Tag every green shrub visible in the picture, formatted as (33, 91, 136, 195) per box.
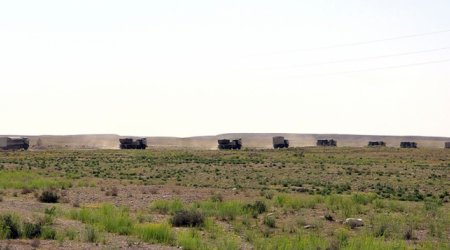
(69, 204, 134, 235)
(84, 226, 99, 243)
(275, 194, 322, 210)
(428, 221, 444, 238)
(352, 193, 377, 205)
(253, 201, 267, 214)
(255, 235, 329, 250)
(417, 241, 450, 250)
(295, 234, 329, 250)
(371, 199, 386, 209)
(23, 222, 42, 239)
(64, 228, 77, 240)
(343, 235, 407, 250)
(326, 195, 361, 218)
(0, 171, 71, 190)
(210, 193, 223, 202)
(217, 237, 240, 250)
(216, 201, 244, 221)
(135, 223, 173, 244)
(177, 229, 205, 250)
(244, 200, 267, 217)
(0, 214, 21, 239)
(0, 214, 57, 240)
(194, 200, 246, 221)
(41, 226, 56, 240)
(39, 190, 59, 203)
(171, 210, 204, 227)
(334, 228, 349, 247)
(263, 216, 276, 228)
(275, 195, 287, 207)
(44, 206, 57, 216)
(423, 197, 442, 216)
(260, 190, 274, 200)
(386, 200, 405, 213)
(371, 214, 402, 239)
(42, 206, 57, 225)
(150, 199, 184, 214)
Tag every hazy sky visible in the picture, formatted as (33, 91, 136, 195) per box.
(1, 1, 450, 137)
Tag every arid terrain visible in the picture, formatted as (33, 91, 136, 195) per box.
(0, 146, 449, 249)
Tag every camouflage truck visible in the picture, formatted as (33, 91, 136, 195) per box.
(218, 138, 242, 150)
(273, 136, 289, 149)
(445, 142, 450, 149)
(119, 138, 147, 149)
(368, 141, 386, 147)
(316, 139, 337, 147)
(400, 142, 417, 148)
(0, 137, 30, 150)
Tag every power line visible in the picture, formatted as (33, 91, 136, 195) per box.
(304, 29, 450, 51)
(294, 46, 450, 67)
(291, 58, 450, 79)
(254, 28, 450, 55)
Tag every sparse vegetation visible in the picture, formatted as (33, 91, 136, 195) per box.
(0, 213, 57, 241)
(0, 171, 71, 190)
(135, 223, 174, 244)
(0, 214, 21, 239)
(83, 226, 100, 243)
(150, 199, 184, 214)
(171, 210, 205, 227)
(38, 190, 59, 203)
(23, 221, 42, 239)
(0, 148, 448, 249)
(177, 229, 205, 250)
(69, 204, 134, 235)
(263, 215, 276, 228)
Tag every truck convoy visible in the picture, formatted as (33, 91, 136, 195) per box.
(273, 136, 289, 149)
(0, 137, 30, 150)
(218, 138, 242, 150)
(119, 138, 147, 149)
(400, 142, 417, 148)
(3, 136, 446, 150)
(316, 139, 337, 147)
(368, 141, 386, 147)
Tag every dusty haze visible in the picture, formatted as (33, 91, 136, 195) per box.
(2, 133, 449, 150)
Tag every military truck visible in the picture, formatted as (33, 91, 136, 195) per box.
(218, 138, 242, 150)
(119, 138, 147, 149)
(368, 141, 386, 147)
(0, 137, 30, 150)
(445, 142, 450, 149)
(400, 142, 417, 148)
(273, 136, 289, 149)
(316, 139, 337, 147)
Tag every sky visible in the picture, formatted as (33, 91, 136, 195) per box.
(1, 0, 450, 137)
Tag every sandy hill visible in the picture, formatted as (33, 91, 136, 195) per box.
(2, 133, 449, 149)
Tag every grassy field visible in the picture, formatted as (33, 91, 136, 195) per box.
(0, 147, 449, 249)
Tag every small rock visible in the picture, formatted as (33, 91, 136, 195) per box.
(344, 218, 364, 229)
